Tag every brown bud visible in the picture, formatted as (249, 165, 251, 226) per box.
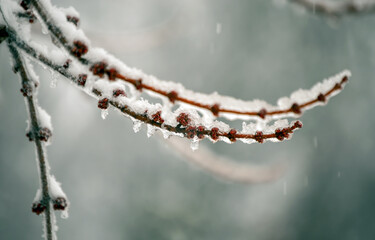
(291, 103, 301, 114)
(53, 197, 68, 211)
(210, 104, 220, 116)
(210, 127, 219, 141)
(71, 41, 88, 58)
(98, 98, 109, 109)
(167, 91, 178, 103)
(227, 129, 237, 142)
(77, 74, 87, 86)
(176, 113, 190, 126)
(257, 108, 267, 119)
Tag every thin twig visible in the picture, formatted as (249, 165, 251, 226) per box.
(28, 0, 349, 121)
(7, 27, 303, 143)
(7, 40, 54, 240)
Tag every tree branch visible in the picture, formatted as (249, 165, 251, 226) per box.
(7, 41, 54, 240)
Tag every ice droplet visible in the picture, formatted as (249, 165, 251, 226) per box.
(101, 109, 108, 119)
(190, 138, 200, 151)
(60, 210, 69, 219)
(132, 120, 142, 133)
(147, 125, 155, 138)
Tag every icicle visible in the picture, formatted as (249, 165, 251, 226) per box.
(190, 138, 200, 151)
(50, 71, 58, 88)
(147, 125, 156, 138)
(101, 109, 108, 119)
(132, 120, 142, 133)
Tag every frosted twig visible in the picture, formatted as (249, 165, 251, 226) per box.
(290, 0, 375, 17)
(7, 42, 55, 240)
(27, 0, 350, 121)
(6, 27, 304, 144)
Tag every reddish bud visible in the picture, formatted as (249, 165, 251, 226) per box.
(20, 83, 32, 97)
(186, 126, 196, 139)
(254, 131, 264, 143)
(291, 103, 301, 114)
(333, 83, 342, 90)
(20, 0, 29, 10)
(113, 89, 126, 97)
(77, 74, 87, 86)
(227, 129, 237, 142)
(294, 121, 303, 129)
(210, 104, 220, 116)
(90, 61, 107, 77)
(32, 202, 46, 215)
(197, 126, 206, 139)
(152, 111, 164, 124)
(134, 79, 143, 91)
(106, 68, 118, 81)
(167, 91, 178, 103)
(258, 108, 267, 119)
(98, 98, 109, 109)
(275, 128, 289, 141)
(210, 127, 219, 141)
(71, 41, 88, 58)
(53, 197, 67, 211)
(27, 12, 35, 24)
(67, 16, 79, 26)
(176, 113, 190, 126)
(26, 131, 34, 141)
(63, 59, 72, 69)
(38, 127, 52, 142)
(317, 93, 326, 102)
(341, 76, 348, 84)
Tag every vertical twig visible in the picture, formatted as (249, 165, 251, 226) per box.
(7, 41, 54, 240)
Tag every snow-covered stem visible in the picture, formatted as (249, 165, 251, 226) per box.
(7, 41, 54, 240)
(290, 0, 375, 17)
(27, 0, 349, 121)
(6, 27, 304, 144)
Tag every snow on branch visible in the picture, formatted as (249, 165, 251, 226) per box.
(2, 0, 349, 149)
(290, 0, 375, 16)
(7, 40, 68, 240)
(21, 0, 349, 122)
(0, 0, 351, 238)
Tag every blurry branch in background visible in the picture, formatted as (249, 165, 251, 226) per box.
(290, 0, 375, 17)
(0, 0, 350, 239)
(163, 135, 287, 184)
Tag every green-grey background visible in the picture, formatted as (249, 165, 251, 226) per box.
(0, 0, 374, 239)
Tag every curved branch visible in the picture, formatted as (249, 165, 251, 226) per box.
(7, 27, 303, 144)
(28, 0, 350, 121)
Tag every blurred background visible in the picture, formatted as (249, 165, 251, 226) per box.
(1, 0, 375, 239)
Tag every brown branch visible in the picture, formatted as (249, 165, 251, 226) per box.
(7, 40, 54, 240)
(7, 27, 302, 144)
(27, 0, 349, 121)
